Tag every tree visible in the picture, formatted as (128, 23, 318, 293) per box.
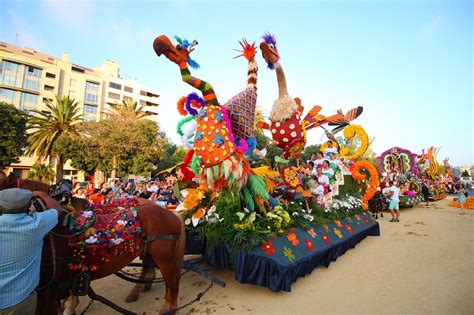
(53, 134, 102, 175)
(27, 163, 55, 183)
(461, 170, 469, 177)
(0, 102, 28, 169)
(106, 99, 151, 121)
(26, 95, 82, 182)
(300, 144, 321, 163)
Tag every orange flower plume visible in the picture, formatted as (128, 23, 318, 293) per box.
(350, 160, 380, 210)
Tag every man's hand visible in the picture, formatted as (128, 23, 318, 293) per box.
(32, 191, 60, 211)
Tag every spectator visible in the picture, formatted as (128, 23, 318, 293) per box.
(85, 183, 95, 197)
(72, 182, 81, 196)
(388, 181, 400, 222)
(457, 187, 466, 215)
(323, 140, 338, 159)
(421, 181, 431, 206)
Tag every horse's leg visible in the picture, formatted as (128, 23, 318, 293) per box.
(125, 255, 156, 303)
(63, 295, 79, 315)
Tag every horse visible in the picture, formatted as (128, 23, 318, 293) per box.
(0, 178, 186, 314)
(0, 172, 50, 192)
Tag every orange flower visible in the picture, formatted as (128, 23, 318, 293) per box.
(335, 220, 343, 228)
(350, 160, 379, 211)
(287, 232, 299, 246)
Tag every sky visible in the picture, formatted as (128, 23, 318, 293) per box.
(1, 0, 472, 166)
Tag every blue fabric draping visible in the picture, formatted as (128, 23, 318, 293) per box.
(185, 213, 380, 292)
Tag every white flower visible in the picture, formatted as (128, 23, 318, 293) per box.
(184, 218, 191, 225)
(85, 235, 97, 244)
(111, 238, 124, 245)
(292, 212, 299, 217)
(82, 211, 93, 218)
(117, 220, 127, 226)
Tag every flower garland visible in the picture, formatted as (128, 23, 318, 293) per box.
(350, 160, 380, 210)
(340, 125, 369, 160)
(67, 198, 141, 272)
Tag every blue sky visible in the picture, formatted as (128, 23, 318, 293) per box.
(1, 0, 472, 166)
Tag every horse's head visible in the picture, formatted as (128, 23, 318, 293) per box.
(48, 180, 72, 207)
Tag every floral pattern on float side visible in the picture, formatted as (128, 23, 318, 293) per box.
(67, 198, 141, 272)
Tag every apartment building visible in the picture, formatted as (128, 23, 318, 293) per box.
(0, 41, 160, 181)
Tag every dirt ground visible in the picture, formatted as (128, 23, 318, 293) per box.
(78, 197, 474, 314)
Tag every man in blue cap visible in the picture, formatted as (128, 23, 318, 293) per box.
(0, 189, 59, 314)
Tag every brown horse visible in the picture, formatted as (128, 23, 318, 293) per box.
(0, 178, 186, 314)
(0, 172, 50, 192)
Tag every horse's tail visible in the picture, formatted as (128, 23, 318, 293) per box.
(173, 212, 186, 271)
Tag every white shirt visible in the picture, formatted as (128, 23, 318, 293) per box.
(323, 147, 337, 158)
(322, 168, 334, 177)
(330, 159, 341, 167)
(389, 186, 400, 202)
(317, 174, 329, 186)
(314, 159, 324, 167)
(312, 184, 324, 195)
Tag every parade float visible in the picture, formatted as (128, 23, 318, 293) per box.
(377, 147, 422, 207)
(153, 33, 380, 292)
(417, 147, 447, 201)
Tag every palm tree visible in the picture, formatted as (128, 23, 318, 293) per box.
(106, 99, 151, 121)
(26, 95, 82, 182)
(27, 163, 55, 183)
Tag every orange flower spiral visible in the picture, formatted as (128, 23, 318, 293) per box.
(350, 160, 380, 210)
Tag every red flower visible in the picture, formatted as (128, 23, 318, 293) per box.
(345, 224, 353, 234)
(261, 240, 276, 256)
(287, 233, 299, 246)
(304, 238, 315, 252)
(321, 233, 331, 245)
(363, 218, 369, 225)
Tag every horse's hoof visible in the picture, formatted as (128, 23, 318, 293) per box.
(125, 294, 139, 303)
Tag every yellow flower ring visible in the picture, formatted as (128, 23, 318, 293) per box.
(350, 160, 380, 210)
(339, 125, 369, 160)
(280, 166, 301, 189)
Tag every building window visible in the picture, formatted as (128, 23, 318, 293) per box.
(44, 85, 54, 91)
(2, 74, 18, 87)
(46, 72, 56, 78)
(0, 88, 16, 104)
(3, 60, 19, 72)
(20, 92, 38, 111)
(123, 96, 132, 102)
(85, 81, 99, 104)
(71, 66, 85, 73)
(108, 92, 120, 100)
(26, 66, 42, 78)
(86, 81, 99, 92)
(83, 115, 96, 122)
(85, 93, 98, 104)
(140, 90, 147, 96)
(109, 82, 121, 90)
(124, 86, 133, 93)
(23, 79, 39, 91)
(83, 104, 97, 115)
(42, 97, 53, 104)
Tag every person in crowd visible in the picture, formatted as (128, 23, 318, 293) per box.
(310, 175, 324, 196)
(99, 182, 108, 195)
(306, 154, 317, 165)
(85, 183, 95, 197)
(0, 189, 59, 314)
(308, 161, 316, 176)
(321, 160, 335, 180)
(421, 180, 431, 207)
(75, 188, 87, 199)
(315, 166, 330, 194)
(124, 182, 135, 195)
(139, 185, 150, 199)
(388, 181, 400, 222)
(369, 187, 384, 219)
(329, 152, 341, 169)
(457, 186, 466, 215)
(323, 140, 338, 159)
(72, 182, 82, 196)
(89, 189, 105, 205)
(314, 151, 325, 168)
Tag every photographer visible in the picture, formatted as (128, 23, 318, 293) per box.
(0, 189, 59, 314)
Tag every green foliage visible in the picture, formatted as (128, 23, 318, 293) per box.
(461, 170, 470, 177)
(300, 144, 321, 162)
(53, 135, 101, 175)
(0, 102, 28, 168)
(27, 163, 55, 183)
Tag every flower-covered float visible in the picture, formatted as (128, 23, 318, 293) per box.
(153, 33, 380, 292)
(377, 147, 422, 207)
(417, 147, 447, 201)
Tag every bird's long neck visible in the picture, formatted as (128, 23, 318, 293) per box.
(247, 57, 258, 90)
(179, 63, 218, 105)
(274, 63, 288, 97)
